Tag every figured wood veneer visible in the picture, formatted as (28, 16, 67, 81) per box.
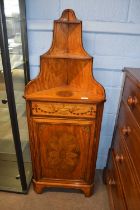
(24, 9, 105, 196)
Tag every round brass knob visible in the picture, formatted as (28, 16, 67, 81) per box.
(127, 96, 138, 106)
(122, 126, 131, 136)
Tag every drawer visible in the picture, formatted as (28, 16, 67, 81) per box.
(118, 102, 140, 184)
(107, 150, 126, 210)
(31, 101, 96, 118)
(122, 76, 140, 126)
(114, 134, 140, 210)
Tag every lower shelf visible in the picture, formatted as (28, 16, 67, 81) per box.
(0, 143, 32, 193)
(0, 160, 32, 192)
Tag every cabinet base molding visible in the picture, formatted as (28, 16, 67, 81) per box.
(33, 179, 94, 197)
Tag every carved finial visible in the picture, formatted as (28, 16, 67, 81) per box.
(59, 9, 80, 22)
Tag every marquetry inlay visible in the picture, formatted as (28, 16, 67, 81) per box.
(31, 102, 96, 118)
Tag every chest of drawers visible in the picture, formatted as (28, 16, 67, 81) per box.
(24, 9, 105, 196)
(105, 68, 140, 210)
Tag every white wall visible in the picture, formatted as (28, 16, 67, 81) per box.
(25, 0, 140, 168)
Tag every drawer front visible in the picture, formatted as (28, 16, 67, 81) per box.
(31, 101, 96, 118)
(122, 76, 140, 126)
(118, 102, 140, 184)
(114, 134, 140, 210)
(107, 150, 126, 210)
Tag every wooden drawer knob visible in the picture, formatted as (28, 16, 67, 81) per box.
(115, 154, 124, 162)
(127, 96, 138, 106)
(122, 126, 131, 136)
(108, 178, 116, 185)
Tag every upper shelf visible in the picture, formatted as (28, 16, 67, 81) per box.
(41, 53, 91, 60)
(42, 9, 91, 59)
(55, 20, 81, 24)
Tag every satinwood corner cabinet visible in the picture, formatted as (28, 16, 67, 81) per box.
(24, 9, 105, 197)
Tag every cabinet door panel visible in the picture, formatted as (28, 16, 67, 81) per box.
(32, 118, 95, 182)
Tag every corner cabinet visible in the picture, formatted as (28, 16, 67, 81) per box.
(24, 9, 105, 196)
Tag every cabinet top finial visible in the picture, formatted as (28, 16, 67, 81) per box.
(58, 9, 80, 22)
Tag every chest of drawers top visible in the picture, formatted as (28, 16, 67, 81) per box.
(124, 68, 140, 84)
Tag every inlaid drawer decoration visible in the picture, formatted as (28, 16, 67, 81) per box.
(31, 102, 96, 118)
